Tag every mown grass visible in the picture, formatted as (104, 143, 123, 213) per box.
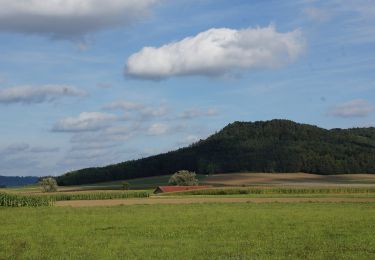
(0, 203, 374, 259)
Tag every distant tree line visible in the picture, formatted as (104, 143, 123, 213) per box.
(0, 176, 39, 187)
(56, 120, 375, 186)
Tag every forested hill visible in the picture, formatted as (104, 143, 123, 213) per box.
(0, 176, 39, 187)
(56, 120, 375, 186)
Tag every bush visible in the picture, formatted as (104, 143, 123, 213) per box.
(40, 177, 58, 193)
(122, 182, 130, 190)
(169, 170, 199, 186)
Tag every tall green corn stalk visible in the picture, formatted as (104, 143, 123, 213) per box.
(0, 192, 53, 207)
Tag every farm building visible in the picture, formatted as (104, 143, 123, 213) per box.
(154, 186, 212, 194)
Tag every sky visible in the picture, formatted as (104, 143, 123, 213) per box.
(0, 0, 374, 177)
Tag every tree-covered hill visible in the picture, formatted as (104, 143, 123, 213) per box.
(56, 120, 375, 186)
(0, 176, 39, 187)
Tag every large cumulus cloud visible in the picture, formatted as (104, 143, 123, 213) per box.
(125, 25, 305, 79)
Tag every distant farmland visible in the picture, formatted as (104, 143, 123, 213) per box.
(2, 172, 375, 258)
(203, 173, 375, 186)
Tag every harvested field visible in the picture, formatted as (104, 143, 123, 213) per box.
(204, 173, 375, 186)
(56, 196, 375, 207)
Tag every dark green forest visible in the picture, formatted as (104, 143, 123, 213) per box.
(56, 120, 375, 186)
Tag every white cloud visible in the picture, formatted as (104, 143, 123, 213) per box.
(0, 143, 60, 156)
(0, 85, 87, 104)
(103, 100, 169, 121)
(147, 123, 169, 135)
(52, 112, 117, 132)
(180, 108, 218, 119)
(125, 25, 305, 79)
(147, 122, 186, 135)
(140, 105, 169, 119)
(103, 100, 145, 111)
(304, 7, 331, 22)
(328, 99, 375, 118)
(0, 0, 160, 39)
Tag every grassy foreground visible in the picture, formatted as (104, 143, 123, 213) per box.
(1, 203, 375, 259)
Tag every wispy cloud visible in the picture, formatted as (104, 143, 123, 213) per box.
(0, 85, 87, 104)
(52, 112, 117, 132)
(328, 99, 375, 118)
(103, 100, 145, 111)
(179, 108, 218, 119)
(103, 99, 170, 120)
(304, 7, 331, 22)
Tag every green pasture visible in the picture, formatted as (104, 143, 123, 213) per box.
(1, 203, 374, 259)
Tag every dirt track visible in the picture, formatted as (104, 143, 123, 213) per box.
(56, 197, 375, 207)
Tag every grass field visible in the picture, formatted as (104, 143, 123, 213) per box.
(1, 173, 375, 258)
(1, 203, 375, 259)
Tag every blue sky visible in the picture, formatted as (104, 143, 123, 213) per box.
(0, 0, 374, 176)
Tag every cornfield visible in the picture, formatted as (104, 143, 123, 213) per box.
(1, 191, 149, 207)
(43, 191, 150, 202)
(0, 192, 53, 207)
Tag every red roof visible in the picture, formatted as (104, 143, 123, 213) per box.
(154, 185, 212, 193)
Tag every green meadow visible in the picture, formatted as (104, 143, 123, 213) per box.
(1, 203, 375, 259)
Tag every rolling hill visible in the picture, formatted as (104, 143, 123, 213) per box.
(56, 119, 375, 186)
(0, 176, 39, 187)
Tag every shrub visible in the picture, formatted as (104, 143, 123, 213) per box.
(169, 170, 199, 186)
(40, 177, 58, 193)
(122, 182, 130, 190)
